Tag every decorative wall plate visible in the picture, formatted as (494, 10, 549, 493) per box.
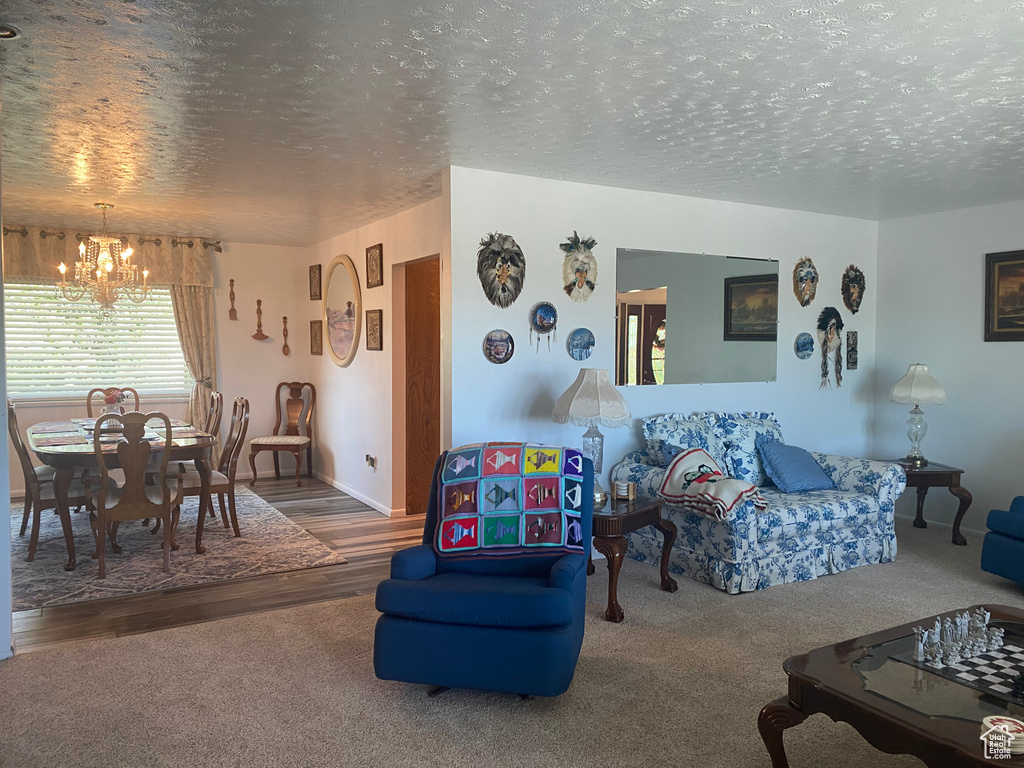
(794, 332, 814, 359)
(567, 327, 595, 361)
(528, 301, 558, 351)
(483, 329, 515, 364)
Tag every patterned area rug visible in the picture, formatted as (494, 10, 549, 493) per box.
(9, 486, 347, 611)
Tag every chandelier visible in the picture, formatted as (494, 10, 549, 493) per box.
(57, 202, 149, 312)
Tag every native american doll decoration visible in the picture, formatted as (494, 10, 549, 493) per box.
(477, 232, 526, 309)
(528, 301, 558, 352)
(816, 306, 844, 389)
(841, 264, 866, 314)
(793, 257, 819, 307)
(559, 231, 598, 303)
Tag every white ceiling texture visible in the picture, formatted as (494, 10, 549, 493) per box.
(1, 0, 1023, 246)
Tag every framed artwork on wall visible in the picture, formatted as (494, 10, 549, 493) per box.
(366, 243, 384, 289)
(309, 264, 322, 301)
(366, 308, 383, 351)
(323, 254, 361, 367)
(724, 274, 778, 341)
(985, 250, 1024, 341)
(310, 320, 323, 356)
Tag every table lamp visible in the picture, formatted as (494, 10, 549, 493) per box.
(552, 368, 631, 506)
(889, 363, 946, 468)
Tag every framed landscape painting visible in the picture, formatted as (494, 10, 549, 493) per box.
(985, 250, 1024, 341)
(724, 274, 778, 341)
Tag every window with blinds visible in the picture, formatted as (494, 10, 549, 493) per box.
(4, 283, 192, 398)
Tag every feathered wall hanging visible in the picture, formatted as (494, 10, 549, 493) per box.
(477, 232, 526, 309)
(559, 231, 598, 303)
(816, 306, 844, 389)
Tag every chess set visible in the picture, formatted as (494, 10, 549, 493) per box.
(892, 607, 1024, 706)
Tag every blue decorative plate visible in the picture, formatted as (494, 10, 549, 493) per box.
(483, 329, 514, 364)
(794, 332, 814, 359)
(567, 327, 595, 361)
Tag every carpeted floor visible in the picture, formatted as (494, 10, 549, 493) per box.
(1, 516, 1023, 768)
(9, 485, 346, 611)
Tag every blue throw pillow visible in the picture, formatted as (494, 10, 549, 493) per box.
(755, 437, 835, 493)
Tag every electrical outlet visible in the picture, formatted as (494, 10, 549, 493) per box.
(365, 454, 376, 471)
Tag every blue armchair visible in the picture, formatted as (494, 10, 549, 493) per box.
(374, 449, 594, 697)
(981, 496, 1024, 584)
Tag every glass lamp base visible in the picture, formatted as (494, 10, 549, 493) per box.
(904, 405, 929, 468)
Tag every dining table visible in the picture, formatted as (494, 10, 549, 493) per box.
(27, 417, 215, 571)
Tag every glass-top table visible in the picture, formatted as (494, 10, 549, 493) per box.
(758, 605, 1024, 767)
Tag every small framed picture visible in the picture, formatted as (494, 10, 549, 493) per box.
(366, 243, 383, 289)
(366, 309, 383, 351)
(985, 250, 1024, 341)
(309, 264, 322, 301)
(310, 320, 323, 356)
(724, 274, 778, 341)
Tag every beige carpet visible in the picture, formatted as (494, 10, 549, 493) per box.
(1, 516, 1023, 768)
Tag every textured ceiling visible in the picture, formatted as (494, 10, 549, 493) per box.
(1, 0, 1024, 246)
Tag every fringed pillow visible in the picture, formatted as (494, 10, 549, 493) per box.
(658, 448, 767, 521)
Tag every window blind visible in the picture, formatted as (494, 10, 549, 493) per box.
(4, 283, 192, 398)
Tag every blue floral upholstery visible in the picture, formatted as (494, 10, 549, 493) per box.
(643, 413, 722, 467)
(611, 445, 906, 594)
(709, 411, 784, 486)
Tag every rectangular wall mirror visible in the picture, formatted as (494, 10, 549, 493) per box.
(616, 248, 779, 386)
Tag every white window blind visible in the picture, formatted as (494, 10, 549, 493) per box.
(4, 283, 192, 398)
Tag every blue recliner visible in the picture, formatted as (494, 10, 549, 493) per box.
(981, 496, 1024, 584)
(374, 446, 594, 697)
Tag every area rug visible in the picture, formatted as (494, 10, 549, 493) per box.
(9, 486, 347, 611)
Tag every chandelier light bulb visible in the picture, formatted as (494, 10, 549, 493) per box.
(78, 241, 86, 256)
(58, 262, 66, 275)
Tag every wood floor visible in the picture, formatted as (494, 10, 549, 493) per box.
(10, 478, 423, 655)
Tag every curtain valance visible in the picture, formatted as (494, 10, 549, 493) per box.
(2, 225, 215, 287)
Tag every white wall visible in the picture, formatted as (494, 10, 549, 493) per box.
(213, 242, 311, 480)
(447, 167, 880, 490)
(307, 198, 444, 514)
(875, 200, 1024, 527)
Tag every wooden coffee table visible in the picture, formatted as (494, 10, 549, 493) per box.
(586, 496, 677, 623)
(758, 605, 1024, 767)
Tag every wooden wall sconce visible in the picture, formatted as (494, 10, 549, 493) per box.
(252, 299, 269, 340)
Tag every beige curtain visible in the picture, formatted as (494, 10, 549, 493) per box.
(171, 285, 221, 463)
(3, 225, 213, 287)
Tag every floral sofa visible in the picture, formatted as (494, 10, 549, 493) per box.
(609, 411, 906, 594)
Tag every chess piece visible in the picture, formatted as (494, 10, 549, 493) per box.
(913, 626, 927, 662)
(947, 643, 962, 665)
(932, 648, 945, 669)
(991, 627, 1005, 651)
(942, 617, 955, 646)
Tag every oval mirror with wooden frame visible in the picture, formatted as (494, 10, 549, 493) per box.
(323, 254, 362, 367)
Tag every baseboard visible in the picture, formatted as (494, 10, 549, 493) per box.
(894, 511, 985, 538)
(314, 472, 392, 516)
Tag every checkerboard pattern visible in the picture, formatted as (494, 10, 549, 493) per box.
(434, 442, 586, 559)
(949, 644, 1024, 698)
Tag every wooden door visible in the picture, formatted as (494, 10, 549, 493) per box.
(404, 256, 441, 514)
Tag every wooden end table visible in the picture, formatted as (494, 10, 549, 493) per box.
(586, 496, 678, 623)
(758, 605, 1024, 767)
(895, 460, 972, 545)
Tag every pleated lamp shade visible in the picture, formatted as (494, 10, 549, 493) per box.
(551, 369, 631, 428)
(889, 364, 946, 405)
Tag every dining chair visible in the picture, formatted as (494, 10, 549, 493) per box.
(86, 387, 141, 417)
(178, 397, 250, 537)
(7, 399, 94, 562)
(86, 411, 183, 578)
(248, 381, 315, 487)
(203, 391, 224, 439)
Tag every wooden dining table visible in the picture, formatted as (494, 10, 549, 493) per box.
(27, 417, 215, 571)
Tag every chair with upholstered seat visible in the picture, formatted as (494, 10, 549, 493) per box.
(87, 411, 183, 578)
(86, 387, 140, 417)
(181, 397, 249, 537)
(981, 497, 1024, 585)
(374, 443, 594, 697)
(7, 399, 94, 562)
(248, 382, 315, 487)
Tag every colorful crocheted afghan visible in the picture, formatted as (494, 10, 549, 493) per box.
(434, 442, 587, 559)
